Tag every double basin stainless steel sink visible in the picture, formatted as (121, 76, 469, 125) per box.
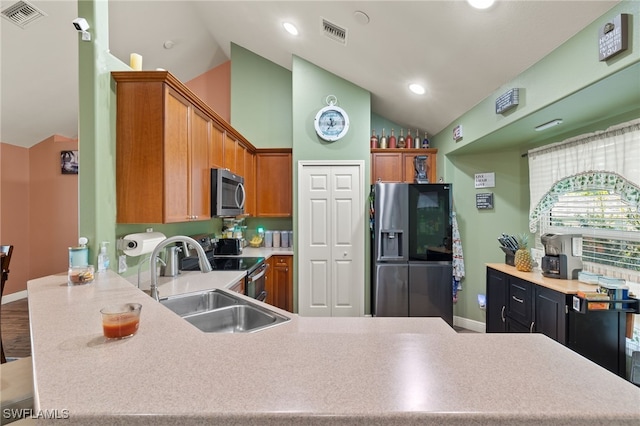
(159, 289, 290, 333)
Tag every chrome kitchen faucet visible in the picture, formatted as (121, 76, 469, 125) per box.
(149, 236, 212, 301)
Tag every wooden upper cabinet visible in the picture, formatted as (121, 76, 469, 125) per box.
(242, 149, 256, 216)
(403, 152, 437, 185)
(371, 148, 437, 184)
(371, 152, 403, 183)
(112, 71, 257, 224)
(255, 149, 292, 217)
(163, 89, 191, 223)
(223, 133, 237, 173)
(209, 121, 225, 169)
(189, 107, 212, 220)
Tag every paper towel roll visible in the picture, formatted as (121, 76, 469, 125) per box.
(122, 232, 166, 256)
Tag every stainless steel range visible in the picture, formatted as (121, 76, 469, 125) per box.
(181, 235, 268, 301)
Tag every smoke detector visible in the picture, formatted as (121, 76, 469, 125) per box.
(322, 18, 347, 45)
(1, 0, 47, 28)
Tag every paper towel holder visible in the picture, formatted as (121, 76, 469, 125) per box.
(117, 231, 167, 257)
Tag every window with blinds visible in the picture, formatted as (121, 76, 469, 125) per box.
(542, 188, 640, 272)
(529, 119, 640, 280)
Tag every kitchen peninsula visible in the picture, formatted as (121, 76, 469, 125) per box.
(27, 269, 640, 425)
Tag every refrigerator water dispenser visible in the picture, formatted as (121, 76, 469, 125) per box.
(380, 230, 403, 259)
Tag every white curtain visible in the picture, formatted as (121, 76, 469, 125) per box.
(528, 118, 640, 231)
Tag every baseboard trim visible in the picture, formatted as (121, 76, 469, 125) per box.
(1, 290, 27, 304)
(453, 315, 486, 333)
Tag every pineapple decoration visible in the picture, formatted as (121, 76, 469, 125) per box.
(514, 233, 533, 272)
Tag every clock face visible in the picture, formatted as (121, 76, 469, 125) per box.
(314, 105, 349, 142)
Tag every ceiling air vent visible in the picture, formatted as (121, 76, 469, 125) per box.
(1, 0, 47, 29)
(322, 18, 347, 45)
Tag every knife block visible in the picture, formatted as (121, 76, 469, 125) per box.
(500, 246, 515, 266)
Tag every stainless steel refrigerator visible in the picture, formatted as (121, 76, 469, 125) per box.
(371, 182, 453, 326)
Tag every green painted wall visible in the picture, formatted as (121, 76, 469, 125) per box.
(429, 1, 640, 324)
(82, 0, 637, 322)
(230, 43, 293, 148)
(446, 149, 529, 322)
(432, 2, 640, 155)
(291, 56, 371, 313)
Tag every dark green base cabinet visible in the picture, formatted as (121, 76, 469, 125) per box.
(486, 267, 630, 378)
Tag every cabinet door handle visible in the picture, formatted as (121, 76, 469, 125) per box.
(512, 295, 524, 304)
(500, 306, 505, 322)
(530, 322, 535, 333)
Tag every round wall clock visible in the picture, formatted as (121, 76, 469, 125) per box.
(314, 95, 349, 142)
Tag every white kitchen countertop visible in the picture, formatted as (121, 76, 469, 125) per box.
(27, 270, 640, 425)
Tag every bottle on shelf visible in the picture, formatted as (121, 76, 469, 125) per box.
(414, 129, 421, 148)
(406, 129, 413, 149)
(370, 129, 379, 149)
(422, 132, 430, 148)
(379, 128, 388, 149)
(397, 129, 406, 148)
(389, 128, 397, 149)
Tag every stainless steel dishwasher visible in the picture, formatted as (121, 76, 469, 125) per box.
(246, 261, 268, 301)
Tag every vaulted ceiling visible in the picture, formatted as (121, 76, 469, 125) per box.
(0, 1, 623, 148)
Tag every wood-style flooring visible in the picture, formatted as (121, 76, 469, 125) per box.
(1, 298, 31, 359)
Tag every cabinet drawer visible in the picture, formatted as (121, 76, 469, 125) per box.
(508, 278, 533, 326)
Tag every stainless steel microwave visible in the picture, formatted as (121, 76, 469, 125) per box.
(211, 168, 245, 217)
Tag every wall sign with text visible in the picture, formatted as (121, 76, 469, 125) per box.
(474, 172, 495, 189)
(476, 193, 494, 210)
(495, 88, 519, 114)
(599, 14, 628, 61)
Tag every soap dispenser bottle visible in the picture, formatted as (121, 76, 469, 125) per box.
(97, 241, 110, 273)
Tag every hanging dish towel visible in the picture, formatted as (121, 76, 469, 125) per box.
(452, 210, 465, 303)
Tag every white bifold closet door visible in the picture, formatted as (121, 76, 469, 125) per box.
(298, 161, 365, 317)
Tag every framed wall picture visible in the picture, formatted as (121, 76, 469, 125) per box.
(61, 150, 78, 174)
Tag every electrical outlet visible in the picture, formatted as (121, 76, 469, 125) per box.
(118, 255, 127, 273)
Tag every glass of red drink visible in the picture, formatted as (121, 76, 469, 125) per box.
(100, 303, 142, 339)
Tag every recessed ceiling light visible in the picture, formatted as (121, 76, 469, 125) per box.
(467, 0, 495, 10)
(535, 119, 563, 131)
(409, 83, 425, 95)
(283, 22, 298, 36)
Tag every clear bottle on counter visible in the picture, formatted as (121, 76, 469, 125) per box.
(97, 241, 110, 273)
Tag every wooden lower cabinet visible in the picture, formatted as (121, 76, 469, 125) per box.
(265, 255, 293, 312)
(229, 278, 245, 295)
(371, 148, 437, 184)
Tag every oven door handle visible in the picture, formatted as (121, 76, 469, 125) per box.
(256, 290, 268, 302)
(247, 264, 268, 282)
